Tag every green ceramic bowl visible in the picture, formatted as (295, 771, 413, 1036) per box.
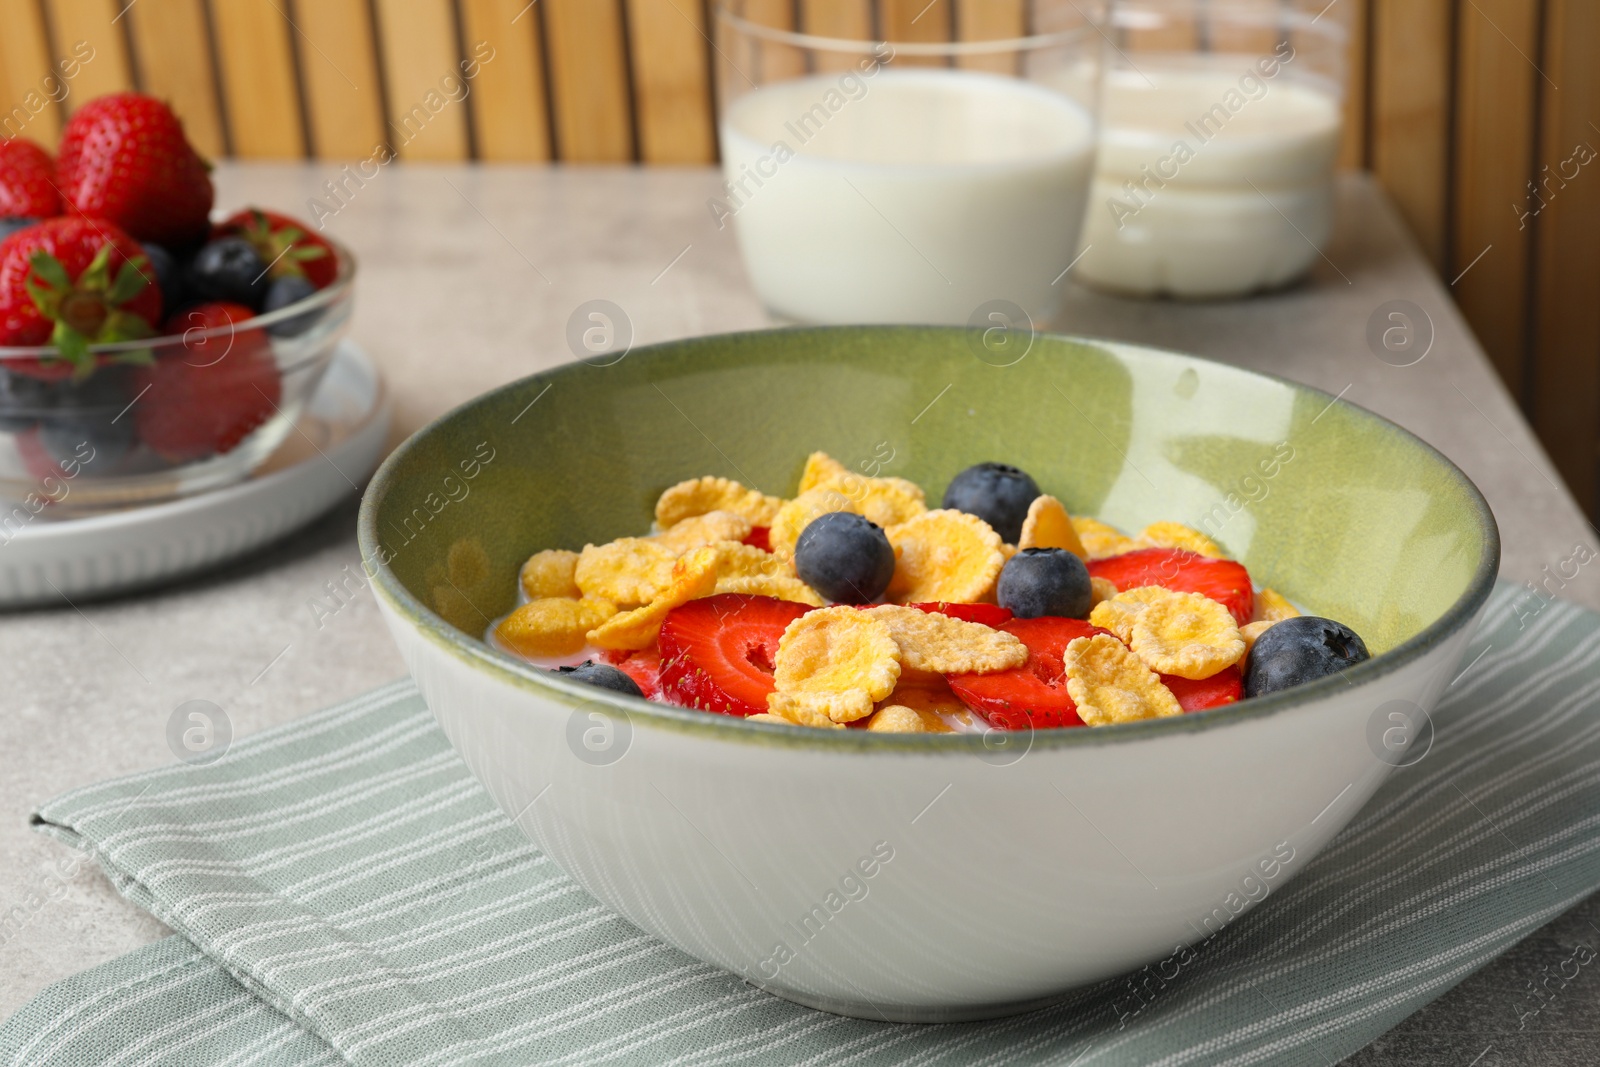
(359, 327, 1499, 1020)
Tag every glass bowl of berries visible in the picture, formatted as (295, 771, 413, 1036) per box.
(0, 92, 355, 513)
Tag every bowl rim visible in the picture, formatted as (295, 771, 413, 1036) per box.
(358, 326, 1502, 753)
(0, 234, 357, 364)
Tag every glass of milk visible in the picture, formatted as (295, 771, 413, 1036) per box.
(711, 2, 1103, 327)
(1074, 0, 1352, 299)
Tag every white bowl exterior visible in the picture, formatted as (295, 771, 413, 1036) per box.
(379, 595, 1483, 1021)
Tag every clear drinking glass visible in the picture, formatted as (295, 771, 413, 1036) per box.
(712, 2, 1104, 327)
(1074, 0, 1352, 298)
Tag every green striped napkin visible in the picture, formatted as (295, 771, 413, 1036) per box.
(4, 580, 1599, 1066)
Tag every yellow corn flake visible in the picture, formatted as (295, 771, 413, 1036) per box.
(866, 605, 1026, 674)
(771, 605, 901, 723)
(1129, 590, 1245, 680)
(1087, 586, 1174, 643)
(1240, 619, 1276, 656)
(496, 597, 618, 658)
(797, 451, 927, 529)
(519, 549, 581, 600)
(653, 510, 752, 553)
(655, 475, 783, 528)
(766, 691, 851, 728)
(1090, 576, 1119, 608)
(1063, 634, 1183, 726)
(714, 573, 826, 607)
(865, 704, 951, 733)
(573, 538, 679, 607)
(1138, 521, 1227, 559)
(745, 712, 790, 725)
(886, 509, 1005, 604)
(767, 488, 857, 559)
(587, 546, 721, 651)
(1254, 587, 1301, 622)
(1019, 495, 1088, 558)
(1071, 516, 1138, 559)
(705, 540, 790, 580)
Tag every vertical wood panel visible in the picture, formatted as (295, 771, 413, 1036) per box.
(293, 0, 386, 159)
(1529, 0, 1600, 515)
(0, 0, 64, 143)
(126, 0, 225, 158)
(372, 0, 469, 161)
(209, 0, 305, 158)
(882, 0, 949, 66)
(459, 0, 551, 161)
(1337, 0, 1369, 168)
(1369, 0, 1453, 269)
(801, 0, 871, 73)
(45, 0, 132, 105)
(542, 0, 632, 162)
(626, 0, 715, 164)
(740, 0, 805, 81)
(955, 0, 1023, 73)
(1450, 0, 1539, 398)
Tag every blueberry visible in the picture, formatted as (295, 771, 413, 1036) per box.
(794, 511, 896, 604)
(996, 547, 1091, 618)
(138, 242, 189, 312)
(941, 462, 1041, 543)
(186, 236, 269, 308)
(1244, 616, 1371, 698)
(0, 216, 37, 241)
(0, 369, 55, 432)
(555, 660, 643, 698)
(262, 275, 319, 337)
(38, 369, 135, 467)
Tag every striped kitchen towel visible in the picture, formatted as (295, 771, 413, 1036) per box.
(3, 579, 1600, 1066)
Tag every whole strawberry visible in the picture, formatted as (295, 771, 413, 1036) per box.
(215, 208, 335, 289)
(0, 217, 162, 375)
(0, 140, 61, 219)
(56, 93, 213, 248)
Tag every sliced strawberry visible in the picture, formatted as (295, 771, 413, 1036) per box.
(742, 526, 771, 552)
(1162, 666, 1243, 712)
(130, 302, 280, 460)
(1086, 548, 1254, 626)
(948, 617, 1109, 730)
(601, 649, 663, 700)
(658, 594, 811, 716)
(910, 601, 1013, 627)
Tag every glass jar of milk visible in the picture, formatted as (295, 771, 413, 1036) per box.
(712, 2, 1103, 327)
(1075, 0, 1351, 299)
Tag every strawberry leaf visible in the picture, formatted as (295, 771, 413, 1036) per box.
(24, 275, 60, 318)
(106, 256, 151, 305)
(77, 243, 115, 293)
(28, 249, 71, 292)
(49, 321, 92, 377)
(100, 310, 156, 343)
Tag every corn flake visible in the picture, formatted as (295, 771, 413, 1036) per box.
(496, 596, 618, 658)
(1087, 586, 1174, 643)
(866, 604, 1026, 674)
(768, 489, 857, 558)
(865, 704, 950, 733)
(1254, 587, 1301, 622)
(771, 605, 901, 723)
(1072, 516, 1138, 558)
(519, 549, 581, 600)
(1064, 634, 1183, 725)
(1129, 590, 1245, 680)
(887, 509, 1004, 604)
(656, 475, 783, 528)
(798, 451, 927, 529)
(587, 546, 721, 651)
(1090, 576, 1119, 608)
(574, 538, 680, 607)
(766, 691, 852, 728)
(1240, 619, 1276, 656)
(706, 540, 790, 580)
(1019, 495, 1088, 558)
(653, 510, 752, 552)
(714, 573, 825, 607)
(1139, 521, 1227, 559)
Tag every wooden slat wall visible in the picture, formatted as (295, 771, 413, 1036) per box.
(0, 0, 1593, 511)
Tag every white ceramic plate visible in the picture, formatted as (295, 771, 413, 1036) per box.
(0, 341, 390, 608)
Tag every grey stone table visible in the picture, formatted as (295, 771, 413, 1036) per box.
(1, 165, 1595, 1064)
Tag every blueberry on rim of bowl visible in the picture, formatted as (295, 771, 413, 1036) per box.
(1244, 616, 1371, 698)
(942, 462, 1041, 543)
(187, 235, 270, 308)
(794, 511, 897, 604)
(997, 547, 1092, 619)
(263, 275, 320, 337)
(555, 661, 644, 698)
